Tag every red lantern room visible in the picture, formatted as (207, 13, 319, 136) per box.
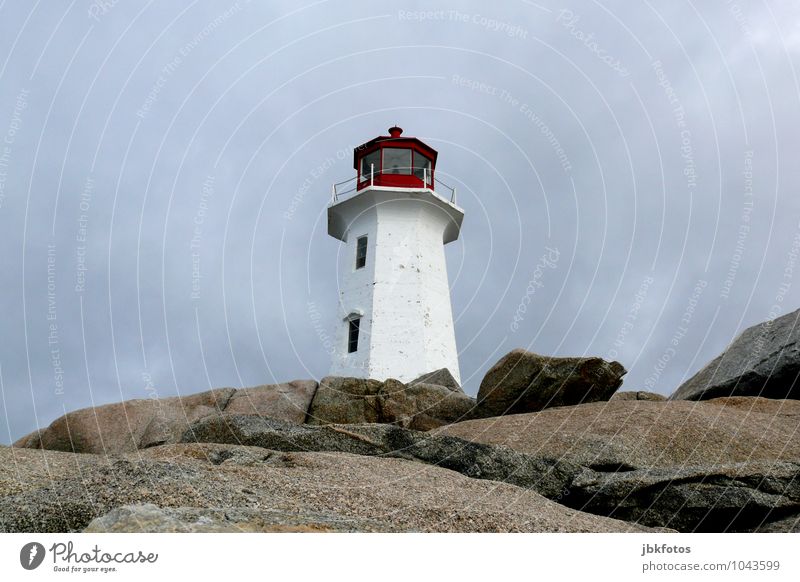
(353, 126, 437, 191)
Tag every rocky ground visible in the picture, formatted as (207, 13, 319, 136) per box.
(0, 443, 654, 533)
(3, 309, 800, 533)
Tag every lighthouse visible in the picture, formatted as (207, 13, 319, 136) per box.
(327, 126, 464, 385)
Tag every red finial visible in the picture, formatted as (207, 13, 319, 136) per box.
(388, 125, 403, 138)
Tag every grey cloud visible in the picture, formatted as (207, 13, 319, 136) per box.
(1, 1, 799, 443)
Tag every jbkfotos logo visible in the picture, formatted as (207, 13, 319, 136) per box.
(20, 542, 46, 570)
(18, 540, 159, 573)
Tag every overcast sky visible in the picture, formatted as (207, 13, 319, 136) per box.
(1, 1, 799, 443)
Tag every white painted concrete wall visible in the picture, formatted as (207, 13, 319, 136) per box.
(329, 205, 377, 378)
(328, 188, 462, 385)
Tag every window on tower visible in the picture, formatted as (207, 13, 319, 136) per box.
(413, 152, 432, 184)
(355, 235, 368, 269)
(382, 148, 412, 174)
(348, 318, 360, 353)
(360, 150, 380, 181)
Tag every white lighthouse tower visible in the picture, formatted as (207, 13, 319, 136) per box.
(327, 126, 463, 385)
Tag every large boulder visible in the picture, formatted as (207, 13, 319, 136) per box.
(671, 308, 800, 400)
(0, 447, 101, 498)
(224, 380, 318, 423)
(475, 349, 626, 417)
(610, 391, 666, 401)
(181, 413, 800, 533)
(408, 368, 462, 392)
(306, 377, 384, 425)
(83, 503, 396, 533)
(13, 380, 318, 454)
(755, 514, 800, 532)
(0, 442, 654, 533)
(307, 376, 475, 430)
(180, 414, 580, 500)
(12, 387, 235, 454)
(568, 461, 800, 532)
(435, 398, 800, 532)
(435, 397, 800, 470)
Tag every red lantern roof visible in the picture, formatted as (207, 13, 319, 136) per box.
(353, 127, 438, 191)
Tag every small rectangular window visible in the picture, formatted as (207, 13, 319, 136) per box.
(355, 236, 367, 269)
(348, 318, 360, 353)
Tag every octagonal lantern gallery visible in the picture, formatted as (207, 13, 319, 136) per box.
(354, 126, 437, 191)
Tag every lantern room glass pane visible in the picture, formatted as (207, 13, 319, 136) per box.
(360, 150, 380, 180)
(413, 152, 432, 183)
(382, 148, 412, 174)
